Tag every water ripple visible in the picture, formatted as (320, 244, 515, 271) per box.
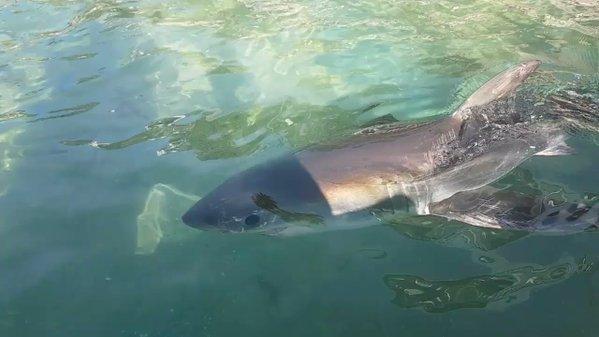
(384, 258, 592, 313)
(30, 102, 99, 123)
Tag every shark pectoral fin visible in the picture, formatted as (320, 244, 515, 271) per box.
(534, 142, 575, 156)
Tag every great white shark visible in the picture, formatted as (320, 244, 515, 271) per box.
(182, 60, 598, 235)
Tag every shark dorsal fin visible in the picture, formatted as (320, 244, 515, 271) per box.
(452, 60, 541, 120)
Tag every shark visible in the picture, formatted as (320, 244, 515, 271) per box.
(181, 60, 598, 235)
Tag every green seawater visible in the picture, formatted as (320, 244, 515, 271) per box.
(1, 1, 598, 336)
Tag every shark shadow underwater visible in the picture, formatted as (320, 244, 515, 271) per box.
(182, 60, 599, 235)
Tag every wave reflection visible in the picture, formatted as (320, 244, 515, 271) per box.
(384, 257, 594, 313)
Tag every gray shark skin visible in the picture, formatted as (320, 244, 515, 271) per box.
(182, 60, 596, 235)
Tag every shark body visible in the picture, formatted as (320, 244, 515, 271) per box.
(182, 61, 597, 234)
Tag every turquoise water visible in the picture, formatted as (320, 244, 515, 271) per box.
(1, 1, 598, 336)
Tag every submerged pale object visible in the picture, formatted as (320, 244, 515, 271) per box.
(136, 184, 199, 254)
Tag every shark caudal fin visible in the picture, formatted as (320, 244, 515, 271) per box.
(452, 60, 541, 120)
(547, 90, 599, 135)
(430, 184, 598, 233)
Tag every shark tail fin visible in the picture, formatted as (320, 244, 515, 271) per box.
(547, 90, 599, 135)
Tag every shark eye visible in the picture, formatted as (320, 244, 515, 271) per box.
(244, 214, 260, 228)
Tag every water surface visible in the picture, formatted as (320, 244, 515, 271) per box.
(1, 1, 598, 336)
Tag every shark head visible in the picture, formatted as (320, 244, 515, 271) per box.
(182, 156, 331, 233)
